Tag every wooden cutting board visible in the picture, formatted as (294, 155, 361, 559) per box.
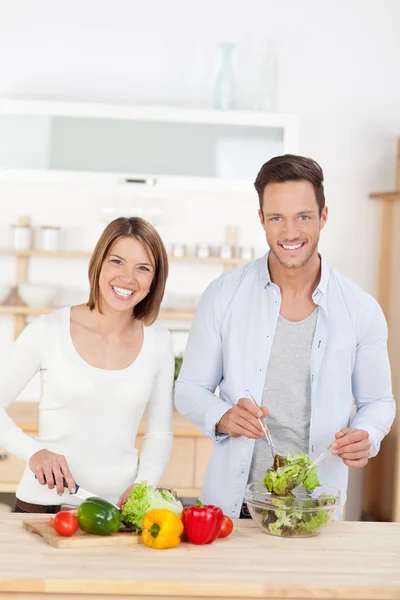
(22, 518, 141, 548)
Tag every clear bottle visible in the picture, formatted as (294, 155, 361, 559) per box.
(214, 42, 236, 110)
(258, 42, 277, 112)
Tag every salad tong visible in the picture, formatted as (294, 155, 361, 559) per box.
(308, 428, 357, 470)
(245, 389, 278, 458)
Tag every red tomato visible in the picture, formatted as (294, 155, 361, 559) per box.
(51, 511, 79, 537)
(218, 515, 233, 538)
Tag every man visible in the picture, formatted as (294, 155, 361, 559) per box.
(174, 154, 395, 519)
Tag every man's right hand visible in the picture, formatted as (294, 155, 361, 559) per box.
(216, 398, 269, 439)
(29, 449, 76, 495)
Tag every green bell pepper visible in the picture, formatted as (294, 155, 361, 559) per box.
(77, 497, 121, 536)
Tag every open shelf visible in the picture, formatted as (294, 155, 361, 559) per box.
(369, 191, 400, 201)
(0, 248, 91, 259)
(0, 220, 248, 338)
(0, 247, 247, 266)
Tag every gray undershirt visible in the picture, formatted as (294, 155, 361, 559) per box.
(248, 308, 318, 484)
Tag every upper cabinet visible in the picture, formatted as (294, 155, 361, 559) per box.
(0, 100, 298, 191)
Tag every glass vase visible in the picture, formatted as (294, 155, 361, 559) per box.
(214, 42, 236, 110)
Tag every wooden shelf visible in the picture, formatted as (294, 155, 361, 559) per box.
(0, 222, 246, 338)
(0, 247, 247, 266)
(0, 304, 195, 320)
(0, 305, 54, 315)
(0, 248, 91, 259)
(370, 191, 400, 202)
(170, 255, 246, 266)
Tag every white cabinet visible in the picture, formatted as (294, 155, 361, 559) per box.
(0, 99, 298, 191)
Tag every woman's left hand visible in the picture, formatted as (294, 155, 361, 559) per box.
(117, 484, 135, 508)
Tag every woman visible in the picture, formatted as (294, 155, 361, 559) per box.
(0, 217, 174, 513)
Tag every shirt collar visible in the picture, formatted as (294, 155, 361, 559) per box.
(256, 250, 330, 296)
(316, 255, 330, 296)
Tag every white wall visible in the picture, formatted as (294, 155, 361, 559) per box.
(1, 0, 399, 519)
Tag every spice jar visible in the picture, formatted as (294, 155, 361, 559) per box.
(196, 243, 211, 259)
(171, 243, 186, 258)
(219, 244, 233, 259)
(239, 246, 255, 261)
(11, 223, 32, 250)
(37, 226, 61, 251)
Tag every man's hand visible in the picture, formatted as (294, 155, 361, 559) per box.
(29, 449, 76, 495)
(216, 398, 268, 439)
(331, 428, 371, 468)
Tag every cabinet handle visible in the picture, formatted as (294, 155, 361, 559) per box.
(123, 177, 157, 186)
(0, 452, 8, 460)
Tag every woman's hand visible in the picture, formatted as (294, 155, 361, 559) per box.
(117, 483, 135, 508)
(29, 449, 76, 495)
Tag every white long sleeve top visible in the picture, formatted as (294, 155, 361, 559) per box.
(0, 307, 174, 506)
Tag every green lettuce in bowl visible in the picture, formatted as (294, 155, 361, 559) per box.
(244, 483, 339, 537)
(263, 451, 320, 496)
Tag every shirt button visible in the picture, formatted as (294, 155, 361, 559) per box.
(240, 470, 247, 475)
(234, 503, 238, 507)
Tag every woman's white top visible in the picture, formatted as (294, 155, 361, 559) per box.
(0, 307, 174, 505)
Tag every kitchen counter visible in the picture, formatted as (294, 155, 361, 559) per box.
(0, 513, 399, 599)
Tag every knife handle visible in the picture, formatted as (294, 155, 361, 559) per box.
(35, 475, 79, 494)
(62, 477, 80, 494)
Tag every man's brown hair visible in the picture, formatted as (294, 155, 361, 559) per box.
(87, 216, 168, 325)
(254, 154, 325, 215)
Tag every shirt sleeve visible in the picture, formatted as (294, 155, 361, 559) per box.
(0, 317, 46, 461)
(134, 327, 174, 487)
(174, 279, 231, 441)
(351, 300, 396, 457)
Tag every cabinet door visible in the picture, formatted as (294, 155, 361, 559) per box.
(135, 436, 196, 496)
(0, 447, 25, 493)
(0, 103, 297, 186)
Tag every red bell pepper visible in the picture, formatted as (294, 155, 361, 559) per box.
(182, 501, 223, 545)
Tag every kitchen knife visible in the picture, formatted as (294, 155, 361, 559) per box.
(35, 475, 120, 510)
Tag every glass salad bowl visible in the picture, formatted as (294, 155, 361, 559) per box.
(244, 483, 340, 538)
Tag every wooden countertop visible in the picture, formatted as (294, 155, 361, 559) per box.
(7, 402, 204, 438)
(0, 514, 399, 599)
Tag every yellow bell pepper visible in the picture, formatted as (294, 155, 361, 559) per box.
(141, 509, 183, 550)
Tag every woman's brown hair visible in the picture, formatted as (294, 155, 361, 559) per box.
(87, 217, 168, 325)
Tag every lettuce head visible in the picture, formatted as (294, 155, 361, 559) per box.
(121, 481, 183, 533)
